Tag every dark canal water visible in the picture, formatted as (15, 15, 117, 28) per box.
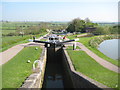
(42, 60, 64, 88)
(98, 39, 119, 60)
(42, 48, 73, 89)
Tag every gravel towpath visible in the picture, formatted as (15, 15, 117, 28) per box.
(0, 34, 48, 65)
(76, 42, 120, 73)
(65, 38, 120, 73)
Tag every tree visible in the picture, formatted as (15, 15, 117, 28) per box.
(66, 18, 86, 33)
(110, 25, 119, 34)
(85, 18, 97, 28)
(92, 26, 104, 35)
(85, 18, 91, 23)
(66, 23, 75, 33)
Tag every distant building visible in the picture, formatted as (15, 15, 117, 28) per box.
(86, 27, 96, 33)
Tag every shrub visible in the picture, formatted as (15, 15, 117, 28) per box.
(89, 35, 119, 48)
(7, 33, 16, 36)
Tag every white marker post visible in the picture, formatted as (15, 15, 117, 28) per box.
(73, 38, 79, 50)
(74, 42, 76, 49)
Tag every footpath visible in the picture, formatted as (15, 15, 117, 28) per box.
(66, 38, 120, 73)
(0, 34, 48, 65)
(76, 42, 120, 73)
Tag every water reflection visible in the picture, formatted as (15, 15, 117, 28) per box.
(98, 39, 119, 60)
(43, 62, 64, 88)
(42, 48, 64, 88)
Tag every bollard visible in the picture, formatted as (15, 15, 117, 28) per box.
(35, 47, 38, 50)
(73, 44, 75, 50)
(73, 42, 76, 50)
(27, 60, 31, 63)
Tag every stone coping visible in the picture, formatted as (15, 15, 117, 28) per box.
(63, 49, 109, 89)
(20, 47, 47, 88)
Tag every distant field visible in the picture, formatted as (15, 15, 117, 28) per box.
(1, 36, 30, 52)
(2, 27, 16, 30)
(1, 32, 47, 52)
(2, 30, 16, 35)
(2, 22, 40, 27)
(1, 22, 42, 35)
(1, 35, 30, 48)
(1, 21, 67, 52)
(1, 21, 48, 52)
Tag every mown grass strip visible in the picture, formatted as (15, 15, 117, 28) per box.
(2, 46, 42, 88)
(1, 32, 47, 52)
(1, 36, 30, 52)
(78, 37, 119, 67)
(0, 66, 2, 89)
(67, 46, 119, 89)
(67, 34, 119, 67)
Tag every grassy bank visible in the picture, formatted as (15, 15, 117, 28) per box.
(1, 35, 30, 51)
(89, 35, 119, 48)
(2, 46, 42, 88)
(67, 46, 119, 88)
(1, 32, 47, 52)
(67, 34, 119, 67)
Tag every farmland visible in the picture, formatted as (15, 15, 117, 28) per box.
(1, 21, 68, 52)
(2, 30, 16, 35)
(1, 22, 46, 52)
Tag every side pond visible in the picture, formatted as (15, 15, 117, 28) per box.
(98, 39, 119, 60)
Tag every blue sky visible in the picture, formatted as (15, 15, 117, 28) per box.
(1, 0, 119, 22)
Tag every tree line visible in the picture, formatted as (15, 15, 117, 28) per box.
(92, 25, 119, 35)
(66, 18, 119, 35)
(66, 18, 97, 33)
(2, 19, 118, 36)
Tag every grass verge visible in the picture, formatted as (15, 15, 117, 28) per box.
(1, 32, 47, 52)
(67, 46, 119, 89)
(2, 46, 42, 88)
(67, 34, 119, 67)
